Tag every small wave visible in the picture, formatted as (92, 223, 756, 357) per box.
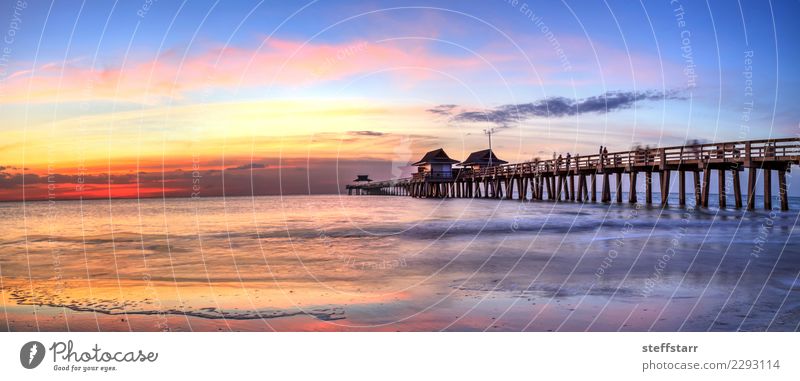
(4, 286, 345, 321)
(451, 281, 641, 299)
(2, 232, 168, 245)
(772, 276, 800, 292)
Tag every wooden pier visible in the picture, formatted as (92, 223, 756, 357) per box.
(346, 138, 800, 210)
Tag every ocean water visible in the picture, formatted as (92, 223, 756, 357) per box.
(1, 194, 799, 331)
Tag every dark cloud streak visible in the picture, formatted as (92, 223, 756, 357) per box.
(425, 104, 457, 116)
(227, 163, 268, 170)
(429, 90, 685, 127)
(347, 130, 385, 136)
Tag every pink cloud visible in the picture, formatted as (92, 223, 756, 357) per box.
(0, 32, 684, 107)
(0, 38, 495, 104)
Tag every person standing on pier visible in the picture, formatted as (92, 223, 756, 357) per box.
(603, 147, 609, 165)
(688, 140, 701, 160)
(598, 146, 604, 169)
(566, 153, 572, 173)
(556, 154, 563, 174)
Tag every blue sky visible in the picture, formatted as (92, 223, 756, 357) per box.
(9, 1, 799, 107)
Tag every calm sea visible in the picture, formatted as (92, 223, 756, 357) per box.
(1, 194, 798, 331)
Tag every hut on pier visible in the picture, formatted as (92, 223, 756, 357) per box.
(352, 175, 372, 183)
(460, 149, 507, 170)
(412, 148, 460, 180)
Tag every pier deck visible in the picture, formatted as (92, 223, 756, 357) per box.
(346, 138, 800, 210)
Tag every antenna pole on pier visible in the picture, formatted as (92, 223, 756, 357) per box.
(484, 127, 495, 167)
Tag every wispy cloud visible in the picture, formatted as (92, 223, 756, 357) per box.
(431, 90, 685, 127)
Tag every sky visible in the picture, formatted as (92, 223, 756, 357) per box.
(0, 0, 798, 200)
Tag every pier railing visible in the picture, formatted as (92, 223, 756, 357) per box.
(412, 171, 454, 180)
(465, 138, 800, 176)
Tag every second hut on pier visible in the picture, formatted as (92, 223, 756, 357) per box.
(460, 149, 507, 171)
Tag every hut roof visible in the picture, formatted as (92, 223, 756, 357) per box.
(353, 175, 372, 182)
(412, 148, 460, 166)
(460, 149, 507, 166)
